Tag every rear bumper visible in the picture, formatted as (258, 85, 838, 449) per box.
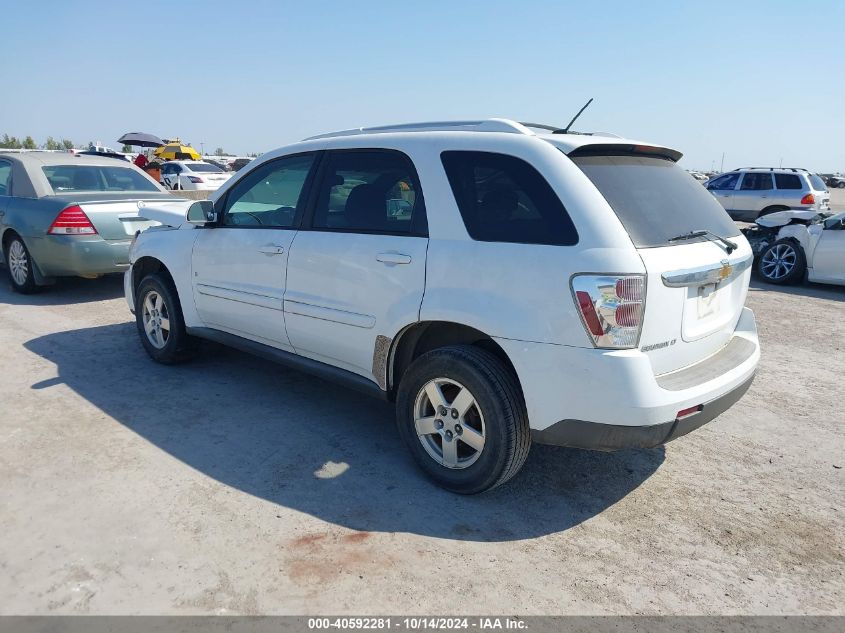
(495, 306, 760, 450)
(531, 373, 754, 450)
(26, 235, 131, 277)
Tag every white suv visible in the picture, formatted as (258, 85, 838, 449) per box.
(124, 119, 760, 494)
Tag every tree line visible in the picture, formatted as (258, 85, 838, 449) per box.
(1, 134, 76, 150)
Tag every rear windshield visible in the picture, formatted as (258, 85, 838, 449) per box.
(42, 165, 159, 193)
(190, 163, 224, 173)
(809, 174, 828, 191)
(570, 154, 740, 248)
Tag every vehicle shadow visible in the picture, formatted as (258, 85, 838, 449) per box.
(0, 273, 124, 306)
(749, 277, 845, 302)
(24, 323, 665, 542)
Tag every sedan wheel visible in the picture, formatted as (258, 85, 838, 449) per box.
(8, 240, 29, 287)
(413, 378, 486, 469)
(758, 240, 806, 285)
(5, 236, 38, 294)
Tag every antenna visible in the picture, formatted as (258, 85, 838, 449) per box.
(558, 98, 594, 134)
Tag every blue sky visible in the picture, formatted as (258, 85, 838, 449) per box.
(1, 1, 843, 171)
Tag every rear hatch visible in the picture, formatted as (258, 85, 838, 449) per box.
(49, 192, 189, 241)
(570, 149, 752, 375)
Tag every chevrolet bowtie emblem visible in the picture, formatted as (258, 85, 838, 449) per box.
(718, 261, 733, 281)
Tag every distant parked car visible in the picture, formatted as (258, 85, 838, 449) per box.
(160, 160, 232, 191)
(827, 175, 845, 189)
(203, 158, 231, 172)
(0, 152, 184, 293)
(229, 158, 253, 172)
(704, 167, 830, 221)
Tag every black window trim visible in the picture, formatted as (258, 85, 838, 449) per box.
(215, 150, 323, 231)
(439, 149, 579, 247)
(300, 147, 429, 238)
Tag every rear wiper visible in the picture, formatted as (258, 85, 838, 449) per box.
(669, 229, 737, 254)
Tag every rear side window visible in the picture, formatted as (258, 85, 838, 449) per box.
(440, 151, 577, 245)
(740, 173, 773, 190)
(0, 160, 10, 195)
(311, 150, 426, 235)
(808, 174, 828, 191)
(572, 155, 740, 249)
(775, 173, 802, 189)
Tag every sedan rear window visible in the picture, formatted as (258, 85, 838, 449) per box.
(571, 154, 740, 248)
(189, 163, 225, 173)
(42, 165, 159, 192)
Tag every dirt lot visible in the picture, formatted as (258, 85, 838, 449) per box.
(1, 197, 843, 615)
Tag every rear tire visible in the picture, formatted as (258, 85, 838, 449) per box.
(4, 234, 39, 294)
(395, 345, 530, 494)
(757, 239, 806, 285)
(838, 182, 845, 189)
(135, 273, 197, 363)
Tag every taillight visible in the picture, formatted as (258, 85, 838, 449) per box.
(47, 205, 97, 235)
(188, 176, 204, 183)
(800, 193, 815, 205)
(571, 274, 646, 349)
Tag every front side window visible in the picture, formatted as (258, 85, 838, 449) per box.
(440, 151, 577, 245)
(41, 165, 160, 192)
(707, 173, 740, 190)
(775, 173, 802, 189)
(740, 172, 773, 190)
(311, 150, 425, 235)
(222, 153, 316, 228)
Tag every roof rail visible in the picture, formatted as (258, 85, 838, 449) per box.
(304, 118, 537, 141)
(735, 166, 808, 172)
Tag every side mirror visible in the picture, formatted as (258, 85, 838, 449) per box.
(187, 200, 217, 225)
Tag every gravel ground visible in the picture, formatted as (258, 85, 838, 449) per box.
(0, 199, 843, 615)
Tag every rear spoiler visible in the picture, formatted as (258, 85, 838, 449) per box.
(567, 143, 683, 162)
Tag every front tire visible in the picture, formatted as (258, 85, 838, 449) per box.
(135, 273, 196, 363)
(396, 345, 530, 494)
(4, 234, 39, 294)
(758, 239, 806, 285)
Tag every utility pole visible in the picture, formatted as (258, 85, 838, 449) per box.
(720, 152, 725, 173)
(200, 142, 205, 156)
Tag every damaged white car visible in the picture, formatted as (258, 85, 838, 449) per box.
(742, 210, 845, 285)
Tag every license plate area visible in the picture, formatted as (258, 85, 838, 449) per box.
(697, 283, 720, 318)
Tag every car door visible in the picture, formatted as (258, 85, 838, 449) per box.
(734, 172, 773, 218)
(284, 149, 428, 384)
(160, 163, 175, 189)
(811, 216, 845, 283)
(706, 172, 739, 216)
(191, 152, 319, 350)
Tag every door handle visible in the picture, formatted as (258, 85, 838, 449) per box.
(258, 245, 285, 255)
(376, 252, 412, 265)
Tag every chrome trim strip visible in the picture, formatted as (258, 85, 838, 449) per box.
(661, 255, 752, 288)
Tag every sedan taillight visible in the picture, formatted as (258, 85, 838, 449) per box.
(571, 274, 645, 349)
(47, 205, 97, 235)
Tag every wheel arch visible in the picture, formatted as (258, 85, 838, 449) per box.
(132, 255, 175, 296)
(387, 321, 522, 400)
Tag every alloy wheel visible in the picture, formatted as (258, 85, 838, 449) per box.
(142, 290, 171, 349)
(8, 240, 29, 286)
(760, 243, 797, 280)
(413, 378, 486, 469)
